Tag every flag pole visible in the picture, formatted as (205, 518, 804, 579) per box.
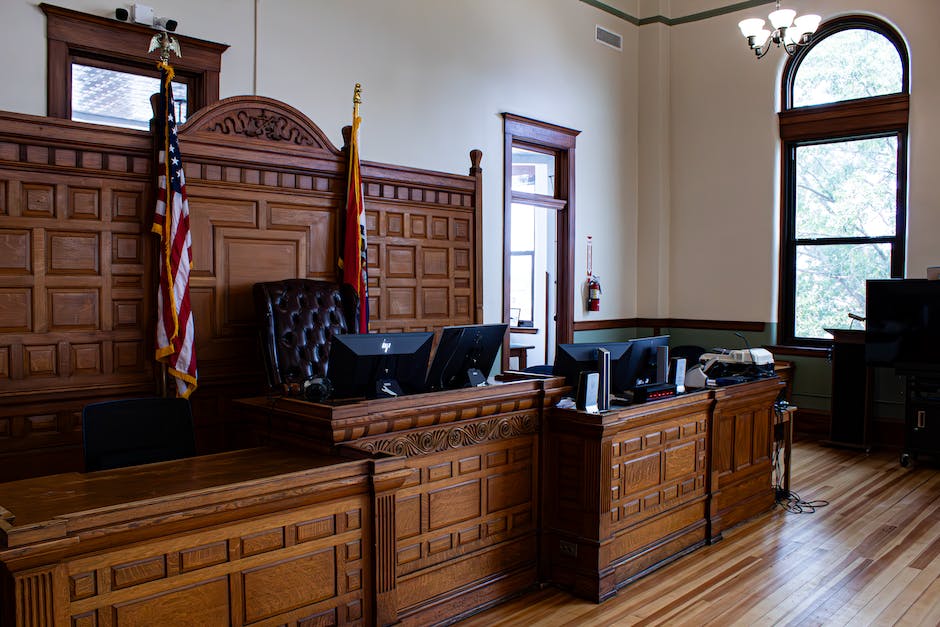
(353, 82, 361, 118)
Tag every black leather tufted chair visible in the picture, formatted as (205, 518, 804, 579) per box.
(253, 279, 359, 394)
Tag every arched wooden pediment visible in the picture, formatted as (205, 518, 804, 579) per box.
(179, 95, 340, 154)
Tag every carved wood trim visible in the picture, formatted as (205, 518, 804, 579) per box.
(352, 413, 537, 457)
(181, 96, 339, 154)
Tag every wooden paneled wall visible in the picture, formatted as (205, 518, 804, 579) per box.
(0, 97, 482, 479)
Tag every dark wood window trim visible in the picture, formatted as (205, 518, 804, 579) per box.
(502, 113, 579, 371)
(42, 3, 228, 119)
(777, 15, 909, 349)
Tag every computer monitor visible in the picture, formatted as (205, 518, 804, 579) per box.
(618, 335, 670, 390)
(426, 323, 508, 391)
(327, 332, 434, 399)
(553, 342, 631, 391)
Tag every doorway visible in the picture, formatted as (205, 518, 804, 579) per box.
(502, 114, 580, 372)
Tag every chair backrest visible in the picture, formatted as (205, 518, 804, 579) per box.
(253, 279, 359, 393)
(82, 397, 196, 472)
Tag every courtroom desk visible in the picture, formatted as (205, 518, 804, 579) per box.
(541, 377, 784, 603)
(0, 447, 409, 627)
(233, 377, 568, 627)
(543, 390, 713, 602)
(707, 377, 785, 538)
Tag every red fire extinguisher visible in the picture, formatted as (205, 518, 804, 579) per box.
(587, 274, 602, 311)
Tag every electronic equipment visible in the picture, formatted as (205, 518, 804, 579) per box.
(426, 323, 507, 391)
(328, 332, 434, 399)
(597, 347, 611, 411)
(576, 371, 600, 413)
(554, 342, 631, 390)
(631, 382, 677, 403)
(670, 357, 686, 394)
(866, 279, 940, 373)
(617, 335, 671, 391)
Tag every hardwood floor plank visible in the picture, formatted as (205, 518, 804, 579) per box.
(454, 443, 940, 627)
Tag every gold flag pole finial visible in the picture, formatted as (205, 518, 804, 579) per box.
(353, 83, 362, 118)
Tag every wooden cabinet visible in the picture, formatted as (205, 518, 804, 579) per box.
(542, 378, 783, 602)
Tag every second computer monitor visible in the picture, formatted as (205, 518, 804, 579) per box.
(618, 335, 670, 390)
(553, 342, 631, 390)
(328, 332, 434, 399)
(426, 323, 508, 391)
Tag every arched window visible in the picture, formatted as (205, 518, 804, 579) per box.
(778, 16, 908, 346)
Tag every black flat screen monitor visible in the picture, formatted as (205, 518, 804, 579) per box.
(866, 279, 940, 373)
(617, 335, 670, 390)
(426, 323, 508, 391)
(328, 332, 434, 399)
(553, 342, 631, 391)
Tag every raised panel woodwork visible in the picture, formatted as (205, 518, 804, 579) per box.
(0, 230, 30, 273)
(0, 347, 8, 379)
(113, 340, 144, 372)
(48, 232, 99, 275)
(112, 577, 230, 627)
(422, 287, 449, 318)
(112, 300, 141, 329)
(112, 555, 167, 589)
(242, 549, 336, 623)
(68, 187, 99, 220)
(386, 287, 416, 319)
(387, 246, 416, 278)
(179, 541, 229, 573)
(23, 183, 55, 217)
(222, 235, 302, 333)
(0, 288, 31, 331)
(428, 479, 481, 530)
(112, 233, 142, 265)
(49, 289, 99, 330)
(113, 190, 143, 222)
(71, 343, 102, 375)
(25, 344, 57, 377)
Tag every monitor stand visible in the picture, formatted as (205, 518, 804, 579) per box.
(375, 379, 403, 398)
(466, 368, 487, 387)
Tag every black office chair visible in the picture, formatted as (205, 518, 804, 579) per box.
(82, 397, 196, 472)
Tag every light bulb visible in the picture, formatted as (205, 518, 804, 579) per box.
(768, 8, 796, 29)
(738, 18, 766, 38)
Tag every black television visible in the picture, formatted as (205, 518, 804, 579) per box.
(328, 332, 434, 399)
(865, 279, 940, 373)
(617, 335, 670, 390)
(553, 341, 631, 391)
(426, 323, 508, 391)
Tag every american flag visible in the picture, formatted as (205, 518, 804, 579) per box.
(152, 63, 197, 398)
(342, 105, 369, 333)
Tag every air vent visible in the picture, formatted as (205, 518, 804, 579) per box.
(595, 25, 623, 51)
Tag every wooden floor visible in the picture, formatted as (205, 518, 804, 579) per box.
(456, 441, 940, 626)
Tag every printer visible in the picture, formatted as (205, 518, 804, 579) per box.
(686, 347, 775, 388)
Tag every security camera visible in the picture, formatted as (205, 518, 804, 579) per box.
(154, 16, 178, 32)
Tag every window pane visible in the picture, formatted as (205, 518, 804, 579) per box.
(511, 147, 555, 195)
(793, 29, 902, 107)
(795, 137, 897, 239)
(510, 254, 534, 322)
(72, 64, 188, 130)
(794, 243, 892, 339)
(511, 203, 535, 251)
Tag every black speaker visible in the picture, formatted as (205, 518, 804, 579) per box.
(115, 7, 129, 20)
(576, 371, 600, 413)
(597, 348, 610, 411)
(656, 345, 669, 383)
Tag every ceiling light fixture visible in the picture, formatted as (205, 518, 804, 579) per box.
(738, 1, 821, 58)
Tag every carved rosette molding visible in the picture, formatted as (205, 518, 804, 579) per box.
(354, 413, 537, 457)
(208, 109, 318, 146)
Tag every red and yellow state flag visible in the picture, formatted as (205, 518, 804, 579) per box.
(342, 94, 368, 333)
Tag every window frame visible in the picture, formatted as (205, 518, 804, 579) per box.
(777, 15, 909, 348)
(42, 3, 227, 121)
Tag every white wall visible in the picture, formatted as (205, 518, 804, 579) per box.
(663, 0, 940, 322)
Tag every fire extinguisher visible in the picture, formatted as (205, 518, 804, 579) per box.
(587, 274, 602, 311)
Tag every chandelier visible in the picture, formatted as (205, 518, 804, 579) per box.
(738, 1, 821, 58)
